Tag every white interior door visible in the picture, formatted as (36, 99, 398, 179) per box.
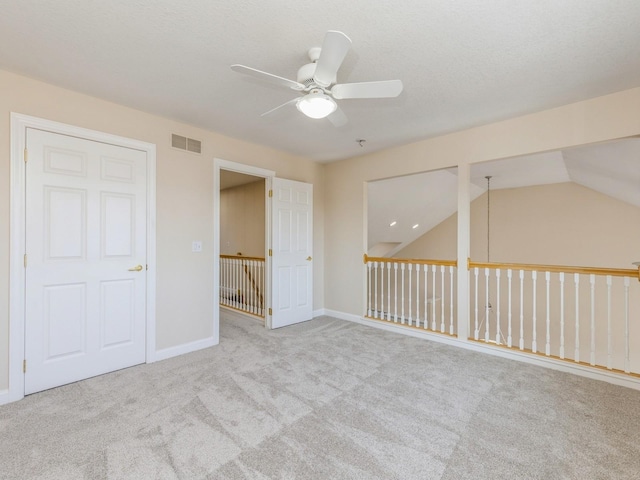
(271, 178, 313, 328)
(25, 128, 148, 394)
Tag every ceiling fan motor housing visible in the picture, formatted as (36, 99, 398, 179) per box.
(297, 63, 320, 87)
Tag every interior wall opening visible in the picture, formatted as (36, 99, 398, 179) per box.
(365, 167, 459, 333)
(219, 169, 266, 323)
(468, 138, 640, 372)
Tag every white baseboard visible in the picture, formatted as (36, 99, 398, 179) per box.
(154, 336, 218, 362)
(323, 309, 361, 323)
(0, 389, 9, 406)
(327, 310, 640, 392)
(313, 308, 326, 318)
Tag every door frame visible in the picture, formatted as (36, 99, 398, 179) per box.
(213, 158, 275, 332)
(8, 113, 157, 403)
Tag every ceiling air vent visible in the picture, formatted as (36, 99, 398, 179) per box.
(172, 134, 201, 154)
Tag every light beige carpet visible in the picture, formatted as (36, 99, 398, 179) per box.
(1, 310, 639, 479)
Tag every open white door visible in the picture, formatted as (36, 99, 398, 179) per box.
(271, 178, 313, 328)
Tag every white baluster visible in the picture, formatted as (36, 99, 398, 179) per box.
(243, 260, 247, 311)
(220, 258, 224, 306)
(367, 261, 372, 317)
(519, 270, 524, 350)
(449, 266, 455, 335)
(408, 263, 413, 326)
(237, 258, 241, 309)
(496, 269, 501, 344)
(240, 260, 247, 312)
(606, 275, 612, 370)
(387, 262, 392, 321)
(589, 274, 596, 366)
(431, 265, 437, 331)
(415, 263, 420, 328)
(574, 273, 580, 363)
(261, 260, 265, 315)
(248, 261, 253, 313)
(374, 262, 379, 319)
(401, 263, 406, 324)
(254, 260, 259, 314)
(474, 268, 479, 340)
(440, 265, 445, 333)
(380, 262, 385, 320)
(227, 258, 231, 307)
(258, 261, 263, 315)
(624, 277, 630, 374)
(239, 259, 243, 311)
(559, 272, 565, 359)
(394, 262, 399, 322)
(423, 264, 428, 329)
(507, 269, 513, 347)
(545, 272, 551, 356)
(254, 260, 259, 315)
(532, 271, 537, 353)
(232, 259, 236, 308)
(484, 268, 490, 342)
(248, 261, 252, 312)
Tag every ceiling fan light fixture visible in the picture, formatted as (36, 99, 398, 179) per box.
(297, 92, 337, 119)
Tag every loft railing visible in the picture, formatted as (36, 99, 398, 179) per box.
(364, 255, 458, 336)
(220, 255, 265, 317)
(364, 254, 640, 376)
(469, 261, 640, 375)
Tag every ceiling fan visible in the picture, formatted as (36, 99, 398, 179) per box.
(231, 31, 403, 126)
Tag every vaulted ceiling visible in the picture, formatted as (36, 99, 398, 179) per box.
(1, 1, 640, 162)
(368, 138, 640, 253)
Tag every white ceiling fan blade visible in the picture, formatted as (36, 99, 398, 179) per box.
(231, 64, 305, 91)
(313, 31, 352, 88)
(332, 80, 403, 99)
(261, 98, 299, 117)
(327, 106, 348, 127)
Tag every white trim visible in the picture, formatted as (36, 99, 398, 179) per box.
(8, 113, 157, 403)
(313, 308, 326, 318)
(330, 310, 640, 392)
(323, 309, 363, 324)
(456, 163, 470, 340)
(213, 158, 275, 337)
(0, 389, 9, 406)
(154, 336, 217, 362)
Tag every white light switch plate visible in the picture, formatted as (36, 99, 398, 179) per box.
(192, 241, 202, 252)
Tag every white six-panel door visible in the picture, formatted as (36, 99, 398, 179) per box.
(25, 128, 148, 394)
(271, 178, 313, 328)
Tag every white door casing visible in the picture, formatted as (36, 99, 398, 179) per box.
(24, 128, 148, 394)
(271, 178, 313, 328)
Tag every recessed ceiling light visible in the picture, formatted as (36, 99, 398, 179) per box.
(389, 221, 397, 227)
(412, 224, 419, 229)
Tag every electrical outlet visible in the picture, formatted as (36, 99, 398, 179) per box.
(192, 241, 202, 252)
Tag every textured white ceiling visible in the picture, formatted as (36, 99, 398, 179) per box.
(368, 138, 640, 251)
(1, 1, 640, 162)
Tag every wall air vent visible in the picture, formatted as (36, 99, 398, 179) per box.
(172, 134, 202, 155)
(187, 138, 201, 154)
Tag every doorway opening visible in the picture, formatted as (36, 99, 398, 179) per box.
(219, 171, 266, 321)
(213, 159, 274, 337)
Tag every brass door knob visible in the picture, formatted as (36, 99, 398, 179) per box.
(128, 264, 143, 272)
(306, 256, 312, 261)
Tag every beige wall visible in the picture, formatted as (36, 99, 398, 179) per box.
(220, 180, 265, 257)
(0, 69, 325, 392)
(397, 182, 640, 269)
(325, 87, 640, 315)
